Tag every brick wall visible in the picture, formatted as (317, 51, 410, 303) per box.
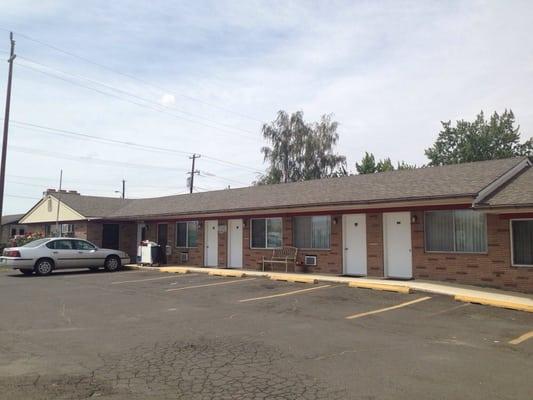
(158, 222, 204, 266)
(242, 216, 342, 274)
(366, 213, 384, 277)
(412, 211, 532, 293)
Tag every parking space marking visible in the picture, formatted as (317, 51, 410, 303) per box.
(509, 330, 533, 345)
(111, 274, 198, 284)
(166, 277, 256, 292)
(238, 284, 332, 303)
(345, 296, 432, 320)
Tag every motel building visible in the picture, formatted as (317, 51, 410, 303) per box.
(18, 157, 533, 293)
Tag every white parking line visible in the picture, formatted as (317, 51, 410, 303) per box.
(166, 278, 256, 292)
(239, 285, 333, 302)
(345, 296, 432, 320)
(111, 274, 198, 284)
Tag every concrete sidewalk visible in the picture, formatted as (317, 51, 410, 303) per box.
(124, 264, 533, 313)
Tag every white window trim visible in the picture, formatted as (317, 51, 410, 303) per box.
(423, 210, 488, 254)
(175, 221, 198, 249)
(250, 217, 283, 249)
(510, 218, 533, 267)
(293, 215, 331, 250)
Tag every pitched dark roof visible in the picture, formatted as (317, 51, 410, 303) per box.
(1, 214, 25, 226)
(40, 157, 529, 220)
(50, 193, 133, 218)
(483, 166, 533, 207)
(108, 157, 527, 219)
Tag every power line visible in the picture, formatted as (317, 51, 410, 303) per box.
(5, 29, 264, 124)
(9, 145, 251, 187)
(16, 62, 259, 141)
(17, 56, 261, 138)
(7, 119, 263, 173)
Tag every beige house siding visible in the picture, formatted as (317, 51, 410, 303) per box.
(20, 195, 85, 224)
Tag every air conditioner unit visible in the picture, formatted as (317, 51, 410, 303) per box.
(180, 252, 189, 263)
(304, 255, 317, 266)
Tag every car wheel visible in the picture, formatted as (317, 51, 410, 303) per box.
(34, 259, 53, 276)
(19, 269, 33, 276)
(104, 256, 121, 272)
(88, 267, 100, 272)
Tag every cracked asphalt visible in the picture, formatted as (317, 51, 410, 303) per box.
(0, 268, 531, 399)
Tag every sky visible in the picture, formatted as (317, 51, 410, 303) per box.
(0, 0, 532, 214)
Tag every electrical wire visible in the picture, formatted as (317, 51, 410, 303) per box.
(3, 29, 265, 123)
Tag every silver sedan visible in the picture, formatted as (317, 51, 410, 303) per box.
(0, 238, 130, 276)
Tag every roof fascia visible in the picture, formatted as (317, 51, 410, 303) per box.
(473, 158, 532, 206)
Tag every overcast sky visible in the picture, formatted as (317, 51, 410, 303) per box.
(0, 0, 532, 214)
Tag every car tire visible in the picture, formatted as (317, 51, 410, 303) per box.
(104, 256, 121, 272)
(19, 269, 33, 276)
(88, 267, 100, 272)
(34, 259, 54, 276)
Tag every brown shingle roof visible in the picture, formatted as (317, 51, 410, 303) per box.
(42, 157, 529, 220)
(107, 157, 526, 219)
(1, 214, 25, 226)
(483, 166, 533, 207)
(50, 193, 133, 218)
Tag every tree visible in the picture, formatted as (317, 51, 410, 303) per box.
(257, 111, 346, 184)
(355, 152, 376, 174)
(376, 157, 394, 172)
(355, 153, 415, 174)
(425, 110, 532, 166)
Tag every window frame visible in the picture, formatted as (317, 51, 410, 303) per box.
(292, 215, 331, 250)
(250, 217, 283, 249)
(424, 210, 488, 254)
(510, 218, 533, 267)
(175, 221, 198, 249)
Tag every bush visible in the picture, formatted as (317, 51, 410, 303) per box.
(9, 232, 44, 247)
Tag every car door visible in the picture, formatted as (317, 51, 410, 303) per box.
(73, 240, 102, 267)
(48, 239, 82, 269)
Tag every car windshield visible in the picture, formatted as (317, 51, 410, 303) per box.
(21, 238, 50, 248)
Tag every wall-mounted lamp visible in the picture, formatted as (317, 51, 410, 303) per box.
(243, 220, 247, 228)
(333, 217, 338, 225)
(411, 215, 418, 224)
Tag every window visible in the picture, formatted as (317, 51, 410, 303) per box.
(18, 228, 25, 235)
(74, 240, 96, 251)
(511, 220, 533, 266)
(46, 240, 74, 250)
(176, 221, 198, 248)
(425, 210, 487, 253)
(293, 216, 331, 249)
(251, 218, 282, 248)
(11, 228, 16, 237)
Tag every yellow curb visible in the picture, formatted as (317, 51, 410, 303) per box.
(348, 281, 411, 294)
(269, 274, 318, 284)
(454, 295, 533, 313)
(159, 267, 191, 274)
(208, 270, 247, 278)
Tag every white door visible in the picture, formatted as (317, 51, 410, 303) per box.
(227, 219, 243, 268)
(383, 212, 412, 279)
(343, 214, 367, 275)
(204, 220, 218, 267)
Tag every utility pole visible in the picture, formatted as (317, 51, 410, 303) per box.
(0, 32, 16, 221)
(55, 170, 63, 237)
(122, 179, 125, 199)
(188, 154, 200, 194)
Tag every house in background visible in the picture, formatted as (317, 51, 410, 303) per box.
(17, 157, 533, 293)
(18, 189, 138, 258)
(0, 214, 27, 244)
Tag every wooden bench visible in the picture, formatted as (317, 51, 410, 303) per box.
(262, 246, 298, 272)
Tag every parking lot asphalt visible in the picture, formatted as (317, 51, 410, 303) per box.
(0, 268, 531, 400)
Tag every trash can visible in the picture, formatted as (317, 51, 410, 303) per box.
(139, 241, 161, 266)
